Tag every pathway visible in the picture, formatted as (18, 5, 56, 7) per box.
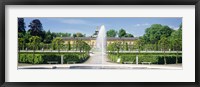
(83, 52, 114, 64)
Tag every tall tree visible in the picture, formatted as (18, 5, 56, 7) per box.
(76, 39, 85, 52)
(135, 37, 145, 51)
(76, 32, 84, 37)
(44, 30, 53, 43)
(67, 41, 71, 51)
(29, 36, 41, 64)
(18, 18, 26, 41)
(170, 24, 182, 63)
(118, 29, 127, 38)
(28, 19, 44, 38)
(18, 18, 26, 36)
(125, 42, 129, 51)
(52, 37, 64, 53)
(18, 38, 24, 51)
(143, 24, 173, 44)
(113, 41, 122, 57)
(107, 29, 117, 37)
(83, 42, 91, 53)
(126, 33, 134, 37)
(73, 33, 77, 37)
(158, 35, 169, 65)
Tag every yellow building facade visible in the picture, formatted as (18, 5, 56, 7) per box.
(62, 37, 137, 48)
(62, 28, 138, 48)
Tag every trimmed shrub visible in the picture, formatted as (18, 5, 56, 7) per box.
(107, 53, 182, 64)
(120, 55, 136, 64)
(19, 53, 90, 64)
(138, 55, 158, 64)
(63, 54, 79, 64)
(63, 53, 90, 64)
(42, 54, 61, 64)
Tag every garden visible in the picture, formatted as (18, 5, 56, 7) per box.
(108, 53, 182, 64)
(19, 52, 90, 64)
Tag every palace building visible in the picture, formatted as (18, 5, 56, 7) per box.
(62, 27, 138, 48)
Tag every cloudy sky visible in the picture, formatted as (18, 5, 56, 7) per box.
(23, 17, 182, 37)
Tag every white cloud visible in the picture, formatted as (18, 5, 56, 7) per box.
(134, 23, 150, 27)
(169, 26, 179, 30)
(135, 24, 141, 26)
(61, 19, 88, 25)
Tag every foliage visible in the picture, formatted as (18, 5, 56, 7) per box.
(53, 32, 71, 37)
(107, 29, 117, 37)
(18, 18, 26, 35)
(29, 36, 41, 50)
(29, 36, 42, 63)
(134, 38, 145, 51)
(52, 37, 64, 52)
(67, 41, 71, 50)
(18, 38, 25, 50)
(72, 32, 85, 37)
(76, 39, 91, 52)
(107, 42, 122, 56)
(28, 19, 45, 40)
(43, 30, 53, 43)
(125, 33, 134, 37)
(107, 53, 182, 64)
(63, 53, 89, 64)
(19, 53, 89, 64)
(19, 54, 43, 64)
(118, 29, 127, 38)
(143, 24, 173, 44)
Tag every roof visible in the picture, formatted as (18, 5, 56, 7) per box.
(62, 37, 138, 41)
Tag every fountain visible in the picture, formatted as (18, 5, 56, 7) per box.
(96, 25, 107, 64)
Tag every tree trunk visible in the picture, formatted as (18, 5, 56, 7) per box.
(164, 50, 166, 65)
(117, 49, 119, 57)
(18, 49, 20, 63)
(33, 47, 35, 64)
(176, 51, 178, 64)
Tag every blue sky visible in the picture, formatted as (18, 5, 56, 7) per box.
(23, 17, 182, 37)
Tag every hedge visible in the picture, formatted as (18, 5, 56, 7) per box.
(63, 53, 89, 64)
(108, 53, 182, 64)
(18, 53, 89, 64)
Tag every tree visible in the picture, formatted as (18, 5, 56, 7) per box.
(113, 41, 122, 57)
(158, 35, 169, 65)
(107, 42, 121, 56)
(107, 43, 114, 52)
(18, 38, 24, 60)
(126, 33, 134, 37)
(66, 33, 71, 37)
(107, 29, 117, 37)
(143, 24, 173, 45)
(170, 24, 182, 63)
(18, 38, 24, 51)
(28, 19, 45, 39)
(73, 33, 77, 37)
(76, 32, 84, 37)
(76, 39, 85, 52)
(118, 29, 127, 38)
(44, 30, 53, 43)
(125, 42, 128, 51)
(52, 37, 64, 53)
(18, 18, 26, 35)
(29, 36, 41, 64)
(39, 42, 44, 50)
(67, 41, 71, 51)
(135, 37, 145, 51)
(83, 42, 91, 53)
